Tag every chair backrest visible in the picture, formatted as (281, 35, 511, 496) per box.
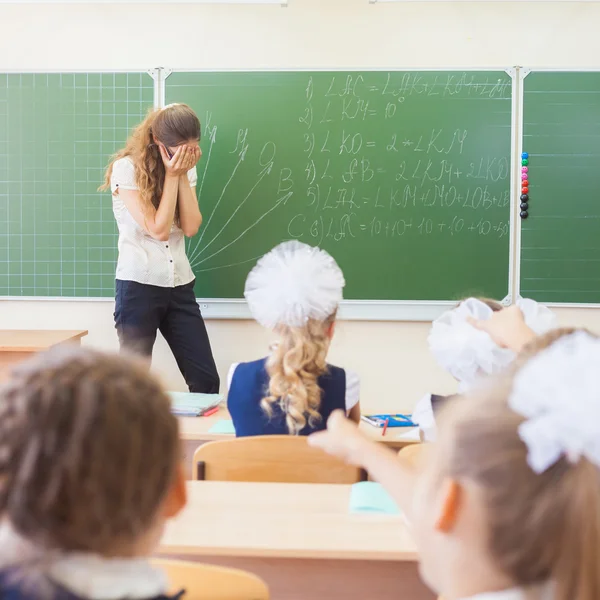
(152, 559, 269, 600)
(192, 435, 367, 483)
(398, 443, 429, 471)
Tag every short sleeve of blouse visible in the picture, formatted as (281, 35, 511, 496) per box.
(345, 369, 360, 411)
(111, 158, 138, 193)
(227, 363, 240, 390)
(187, 166, 198, 187)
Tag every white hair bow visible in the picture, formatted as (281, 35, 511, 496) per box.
(428, 297, 557, 391)
(244, 241, 345, 329)
(509, 331, 600, 473)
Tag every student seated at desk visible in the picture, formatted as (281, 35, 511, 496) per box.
(311, 329, 600, 600)
(413, 297, 556, 441)
(0, 347, 188, 600)
(228, 241, 360, 437)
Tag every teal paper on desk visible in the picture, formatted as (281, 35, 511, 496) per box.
(349, 482, 400, 515)
(168, 392, 223, 416)
(208, 420, 236, 435)
(169, 392, 223, 409)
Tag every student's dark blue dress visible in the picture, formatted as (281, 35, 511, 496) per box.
(228, 358, 347, 436)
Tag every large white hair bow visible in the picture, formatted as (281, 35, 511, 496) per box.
(244, 241, 345, 329)
(509, 331, 600, 473)
(428, 297, 557, 390)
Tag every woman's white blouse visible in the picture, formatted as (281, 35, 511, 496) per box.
(110, 157, 197, 288)
(227, 363, 360, 411)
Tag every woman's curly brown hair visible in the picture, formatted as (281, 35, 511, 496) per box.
(100, 103, 201, 224)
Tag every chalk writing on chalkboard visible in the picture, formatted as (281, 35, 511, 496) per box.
(167, 71, 511, 301)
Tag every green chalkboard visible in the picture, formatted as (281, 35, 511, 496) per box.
(167, 71, 512, 301)
(520, 72, 600, 304)
(0, 72, 154, 297)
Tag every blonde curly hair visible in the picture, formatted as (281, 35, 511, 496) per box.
(262, 313, 336, 435)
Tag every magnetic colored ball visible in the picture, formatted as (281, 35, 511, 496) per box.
(522, 159, 529, 166)
(520, 210, 529, 219)
(520, 202, 529, 210)
(522, 152, 529, 159)
(520, 194, 529, 201)
(522, 187, 529, 194)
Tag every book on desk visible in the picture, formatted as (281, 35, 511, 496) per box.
(169, 392, 223, 417)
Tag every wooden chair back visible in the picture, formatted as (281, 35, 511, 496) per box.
(398, 443, 430, 472)
(152, 559, 269, 600)
(192, 435, 367, 484)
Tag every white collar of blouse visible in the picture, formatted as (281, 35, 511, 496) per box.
(0, 522, 167, 600)
(461, 584, 553, 600)
(47, 554, 167, 600)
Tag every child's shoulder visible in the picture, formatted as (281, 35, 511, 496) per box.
(227, 358, 269, 389)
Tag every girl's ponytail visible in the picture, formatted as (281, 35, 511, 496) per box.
(262, 314, 335, 435)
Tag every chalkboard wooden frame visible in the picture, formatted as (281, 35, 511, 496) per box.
(515, 67, 600, 308)
(0, 0, 288, 4)
(0, 66, 517, 321)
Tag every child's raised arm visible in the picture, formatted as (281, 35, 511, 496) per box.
(468, 304, 536, 353)
(309, 411, 417, 517)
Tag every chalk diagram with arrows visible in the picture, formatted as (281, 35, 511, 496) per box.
(186, 113, 294, 291)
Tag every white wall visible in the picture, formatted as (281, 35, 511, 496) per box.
(1, 0, 600, 412)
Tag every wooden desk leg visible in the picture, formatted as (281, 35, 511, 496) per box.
(160, 555, 434, 600)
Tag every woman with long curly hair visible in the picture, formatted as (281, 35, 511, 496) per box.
(100, 104, 219, 393)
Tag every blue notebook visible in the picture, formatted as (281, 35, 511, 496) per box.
(168, 392, 223, 417)
(349, 482, 400, 515)
(361, 414, 415, 428)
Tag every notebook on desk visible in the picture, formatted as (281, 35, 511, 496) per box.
(208, 419, 236, 435)
(168, 392, 223, 417)
(349, 482, 400, 515)
(361, 414, 416, 428)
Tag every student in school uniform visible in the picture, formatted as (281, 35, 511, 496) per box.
(413, 297, 556, 441)
(100, 103, 219, 394)
(227, 241, 360, 436)
(311, 329, 600, 600)
(0, 347, 188, 600)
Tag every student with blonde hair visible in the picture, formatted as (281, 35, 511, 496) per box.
(0, 347, 187, 600)
(101, 103, 218, 394)
(311, 330, 600, 600)
(227, 241, 360, 436)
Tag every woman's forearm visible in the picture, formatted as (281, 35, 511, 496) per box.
(178, 176, 202, 238)
(149, 175, 179, 240)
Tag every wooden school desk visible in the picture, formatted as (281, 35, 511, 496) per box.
(0, 330, 88, 382)
(178, 408, 419, 475)
(158, 481, 432, 600)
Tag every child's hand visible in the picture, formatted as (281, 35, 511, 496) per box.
(468, 305, 536, 353)
(309, 410, 369, 466)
